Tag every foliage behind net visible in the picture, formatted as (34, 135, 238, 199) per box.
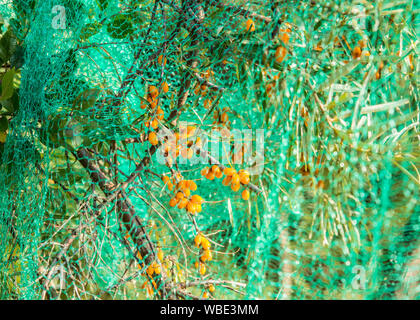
(0, 0, 419, 299)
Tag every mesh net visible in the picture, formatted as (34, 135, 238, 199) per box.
(0, 0, 419, 300)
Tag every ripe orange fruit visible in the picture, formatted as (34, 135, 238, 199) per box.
(151, 118, 159, 129)
(177, 180, 187, 190)
(201, 238, 211, 250)
(204, 99, 212, 109)
(199, 263, 206, 275)
(148, 132, 159, 145)
(156, 107, 164, 120)
(275, 46, 287, 63)
(148, 85, 159, 98)
(178, 198, 188, 209)
(158, 55, 167, 66)
(157, 249, 164, 261)
(203, 291, 209, 299)
(242, 189, 250, 200)
(215, 170, 223, 179)
(246, 19, 255, 32)
(187, 201, 196, 214)
(161, 81, 169, 93)
(147, 265, 154, 276)
(220, 112, 229, 123)
(231, 182, 241, 192)
(279, 28, 291, 44)
(211, 165, 221, 176)
(194, 233, 203, 247)
(206, 171, 215, 180)
(196, 204, 202, 213)
(176, 192, 184, 200)
(222, 176, 232, 186)
(187, 180, 197, 191)
(169, 198, 178, 207)
(209, 284, 215, 293)
(239, 171, 250, 184)
(191, 194, 203, 204)
(202, 249, 212, 262)
(224, 167, 236, 176)
(231, 173, 240, 185)
(154, 264, 161, 275)
(352, 46, 362, 59)
(201, 167, 209, 177)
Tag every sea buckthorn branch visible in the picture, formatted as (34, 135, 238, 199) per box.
(74, 148, 173, 298)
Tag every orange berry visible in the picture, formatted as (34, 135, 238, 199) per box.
(148, 85, 159, 98)
(201, 167, 209, 177)
(148, 132, 159, 145)
(211, 165, 221, 175)
(169, 198, 178, 207)
(246, 19, 255, 32)
(231, 173, 240, 185)
(154, 264, 161, 275)
(161, 81, 169, 93)
(177, 180, 187, 190)
(199, 263, 206, 275)
(187, 180, 197, 191)
(209, 284, 215, 293)
(157, 249, 164, 261)
(215, 170, 223, 179)
(204, 99, 212, 109)
(279, 28, 291, 44)
(222, 175, 232, 186)
(151, 118, 159, 129)
(191, 194, 204, 204)
(194, 234, 203, 247)
(242, 189, 250, 200)
(221, 112, 229, 123)
(187, 201, 197, 214)
(239, 171, 250, 184)
(201, 238, 211, 250)
(202, 291, 209, 299)
(167, 182, 174, 191)
(352, 46, 362, 59)
(194, 261, 199, 269)
(176, 192, 184, 200)
(147, 265, 154, 276)
(206, 172, 215, 180)
(184, 188, 191, 198)
(178, 198, 188, 209)
(196, 204, 202, 213)
(158, 55, 167, 66)
(201, 250, 212, 262)
(231, 182, 241, 192)
(223, 167, 236, 176)
(275, 46, 287, 63)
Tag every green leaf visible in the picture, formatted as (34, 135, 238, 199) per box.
(107, 14, 134, 39)
(0, 68, 16, 101)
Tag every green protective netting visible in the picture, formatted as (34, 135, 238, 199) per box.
(0, 0, 419, 300)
